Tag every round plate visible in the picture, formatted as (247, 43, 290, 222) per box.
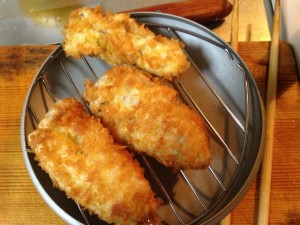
(20, 12, 265, 225)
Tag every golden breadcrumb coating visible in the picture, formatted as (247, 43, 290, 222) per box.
(83, 65, 211, 170)
(28, 98, 160, 225)
(63, 6, 190, 80)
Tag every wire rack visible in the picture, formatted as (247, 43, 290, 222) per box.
(21, 13, 264, 225)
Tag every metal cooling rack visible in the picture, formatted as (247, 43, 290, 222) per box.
(21, 14, 263, 225)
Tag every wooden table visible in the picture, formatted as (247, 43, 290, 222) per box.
(0, 42, 299, 224)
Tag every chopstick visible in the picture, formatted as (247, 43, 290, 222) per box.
(220, 1, 239, 224)
(220, 214, 231, 225)
(230, 0, 239, 51)
(257, 0, 281, 224)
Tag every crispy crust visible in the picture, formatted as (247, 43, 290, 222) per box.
(83, 65, 211, 170)
(28, 98, 160, 225)
(63, 6, 190, 80)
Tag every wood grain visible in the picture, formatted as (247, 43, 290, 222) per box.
(0, 42, 299, 225)
(0, 45, 65, 224)
(125, 0, 232, 23)
(232, 41, 300, 225)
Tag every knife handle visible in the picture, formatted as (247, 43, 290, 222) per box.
(124, 0, 233, 23)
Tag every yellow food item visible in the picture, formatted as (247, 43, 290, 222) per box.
(63, 6, 190, 80)
(28, 98, 160, 225)
(83, 65, 211, 170)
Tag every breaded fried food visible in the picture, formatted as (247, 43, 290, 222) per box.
(83, 65, 211, 170)
(63, 6, 190, 80)
(28, 98, 160, 225)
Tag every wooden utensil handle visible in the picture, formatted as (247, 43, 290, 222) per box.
(124, 0, 233, 23)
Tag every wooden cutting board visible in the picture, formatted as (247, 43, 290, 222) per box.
(0, 41, 299, 224)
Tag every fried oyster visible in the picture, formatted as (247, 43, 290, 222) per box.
(28, 98, 160, 225)
(63, 6, 190, 80)
(83, 65, 211, 170)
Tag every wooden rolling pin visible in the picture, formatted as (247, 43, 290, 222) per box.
(125, 0, 233, 23)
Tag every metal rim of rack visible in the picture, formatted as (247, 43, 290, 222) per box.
(23, 21, 251, 225)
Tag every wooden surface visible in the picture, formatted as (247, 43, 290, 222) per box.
(125, 0, 232, 23)
(0, 42, 299, 224)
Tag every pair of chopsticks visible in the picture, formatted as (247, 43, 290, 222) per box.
(221, 0, 281, 224)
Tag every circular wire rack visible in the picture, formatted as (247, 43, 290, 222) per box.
(21, 12, 265, 225)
